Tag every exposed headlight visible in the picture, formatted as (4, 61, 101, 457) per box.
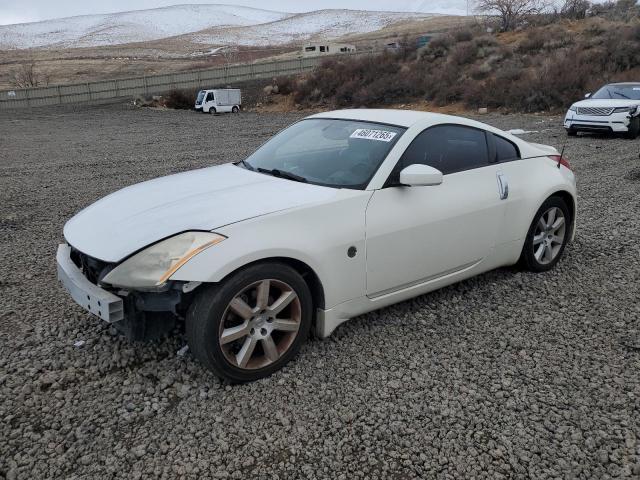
(102, 232, 225, 288)
(568, 105, 577, 112)
(613, 106, 637, 113)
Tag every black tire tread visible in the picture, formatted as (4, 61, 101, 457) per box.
(625, 117, 640, 139)
(186, 262, 312, 383)
(519, 196, 571, 273)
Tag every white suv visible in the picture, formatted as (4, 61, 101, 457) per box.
(564, 82, 640, 139)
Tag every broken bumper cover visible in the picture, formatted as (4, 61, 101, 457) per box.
(564, 113, 632, 133)
(56, 244, 124, 323)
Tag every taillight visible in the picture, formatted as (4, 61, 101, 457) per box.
(549, 155, 571, 170)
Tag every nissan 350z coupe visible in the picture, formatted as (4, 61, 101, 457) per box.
(57, 109, 577, 382)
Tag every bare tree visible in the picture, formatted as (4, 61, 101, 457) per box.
(561, 0, 591, 19)
(220, 46, 239, 66)
(11, 61, 48, 88)
(475, 0, 550, 31)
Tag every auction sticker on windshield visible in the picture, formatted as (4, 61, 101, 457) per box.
(350, 129, 397, 142)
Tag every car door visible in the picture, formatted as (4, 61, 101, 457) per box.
(204, 92, 215, 111)
(365, 124, 508, 297)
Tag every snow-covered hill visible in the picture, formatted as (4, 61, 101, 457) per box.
(0, 4, 442, 50)
(188, 9, 436, 46)
(0, 4, 292, 49)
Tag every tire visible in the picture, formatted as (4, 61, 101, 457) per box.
(186, 262, 312, 383)
(209, 107, 217, 115)
(232, 106, 239, 113)
(566, 128, 577, 137)
(519, 196, 571, 273)
(625, 117, 639, 139)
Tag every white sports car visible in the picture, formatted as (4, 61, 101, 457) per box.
(57, 109, 577, 382)
(564, 82, 640, 138)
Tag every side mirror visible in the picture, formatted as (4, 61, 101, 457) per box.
(399, 164, 443, 187)
(585, 93, 591, 98)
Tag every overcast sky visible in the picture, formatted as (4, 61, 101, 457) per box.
(0, 1, 471, 25)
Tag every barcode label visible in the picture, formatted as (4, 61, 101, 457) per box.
(350, 129, 397, 142)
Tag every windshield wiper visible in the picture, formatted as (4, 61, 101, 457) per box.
(613, 91, 631, 99)
(256, 167, 307, 183)
(236, 159, 254, 171)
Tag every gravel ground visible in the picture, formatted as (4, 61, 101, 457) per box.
(1, 104, 639, 479)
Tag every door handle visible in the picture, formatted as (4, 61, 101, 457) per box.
(497, 172, 509, 200)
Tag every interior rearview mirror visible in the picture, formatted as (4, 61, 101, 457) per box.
(585, 93, 591, 98)
(399, 164, 443, 187)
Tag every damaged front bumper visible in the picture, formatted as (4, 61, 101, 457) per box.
(57, 244, 195, 340)
(564, 111, 637, 133)
(57, 244, 124, 323)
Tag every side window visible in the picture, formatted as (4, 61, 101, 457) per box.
(206, 92, 214, 102)
(399, 125, 490, 175)
(492, 134, 520, 162)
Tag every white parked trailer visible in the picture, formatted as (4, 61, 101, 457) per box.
(195, 88, 241, 114)
(302, 43, 356, 57)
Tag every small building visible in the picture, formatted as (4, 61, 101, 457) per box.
(302, 43, 356, 57)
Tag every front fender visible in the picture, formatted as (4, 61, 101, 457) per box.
(169, 190, 372, 309)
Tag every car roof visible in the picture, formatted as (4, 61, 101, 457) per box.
(606, 82, 640, 86)
(309, 108, 496, 129)
(308, 108, 556, 160)
(308, 109, 523, 139)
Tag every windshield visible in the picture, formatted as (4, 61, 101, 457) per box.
(591, 84, 640, 100)
(196, 91, 205, 103)
(242, 119, 405, 189)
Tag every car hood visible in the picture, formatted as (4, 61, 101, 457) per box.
(64, 163, 337, 262)
(571, 98, 640, 108)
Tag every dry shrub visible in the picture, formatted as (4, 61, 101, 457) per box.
(517, 30, 546, 53)
(420, 35, 453, 60)
(273, 76, 296, 95)
(163, 89, 196, 109)
(453, 28, 474, 43)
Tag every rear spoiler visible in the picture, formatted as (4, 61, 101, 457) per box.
(526, 141, 559, 157)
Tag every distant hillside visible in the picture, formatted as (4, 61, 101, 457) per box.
(284, 15, 640, 113)
(0, 4, 441, 50)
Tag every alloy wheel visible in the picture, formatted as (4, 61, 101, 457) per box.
(218, 279, 301, 370)
(533, 207, 566, 265)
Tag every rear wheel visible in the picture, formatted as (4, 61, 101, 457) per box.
(232, 106, 239, 113)
(625, 117, 640, 139)
(520, 196, 571, 272)
(186, 262, 312, 383)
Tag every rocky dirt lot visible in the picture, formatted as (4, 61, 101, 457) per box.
(0, 104, 639, 479)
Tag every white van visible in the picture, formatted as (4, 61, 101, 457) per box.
(195, 89, 241, 114)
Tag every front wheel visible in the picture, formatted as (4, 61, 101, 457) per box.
(520, 196, 571, 272)
(186, 262, 312, 383)
(566, 128, 577, 137)
(625, 117, 640, 139)
(209, 107, 217, 115)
